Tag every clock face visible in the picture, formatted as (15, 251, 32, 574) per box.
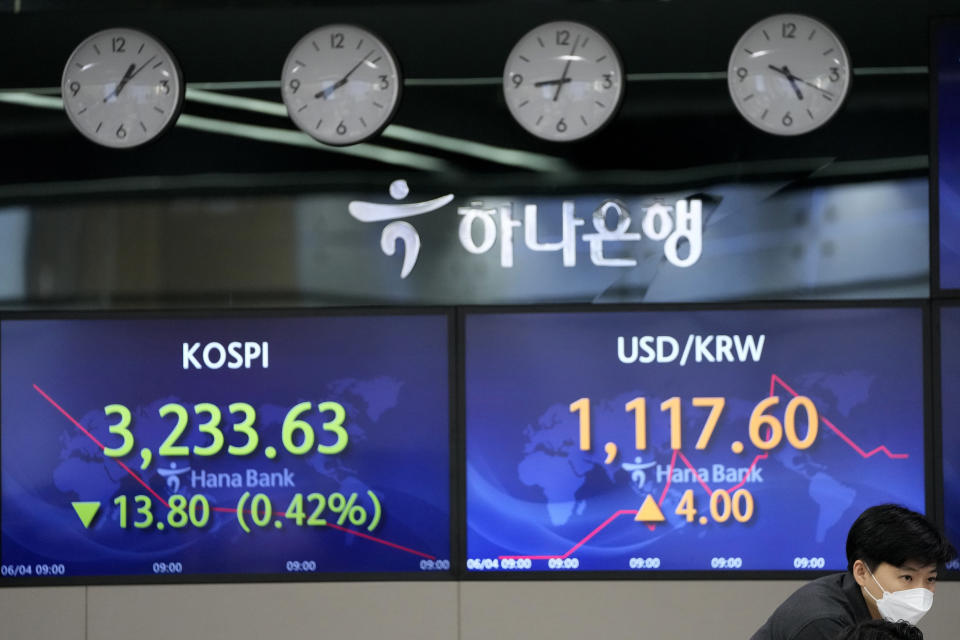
(728, 14, 851, 136)
(281, 24, 402, 146)
(503, 21, 624, 142)
(61, 28, 183, 149)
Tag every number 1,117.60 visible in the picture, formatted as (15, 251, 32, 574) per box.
(569, 395, 819, 453)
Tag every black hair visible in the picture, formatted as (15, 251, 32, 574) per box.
(846, 504, 957, 572)
(836, 619, 923, 640)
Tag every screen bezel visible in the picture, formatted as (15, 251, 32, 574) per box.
(458, 299, 935, 580)
(0, 305, 459, 586)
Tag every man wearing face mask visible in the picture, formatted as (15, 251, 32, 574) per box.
(750, 504, 956, 640)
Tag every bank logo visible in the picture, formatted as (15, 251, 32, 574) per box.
(158, 462, 190, 494)
(348, 180, 453, 278)
(349, 180, 704, 279)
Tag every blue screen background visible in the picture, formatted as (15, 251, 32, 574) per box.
(939, 306, 960, 561)
(1, 313, 451, 578)
(465, 307, 926, 572)
(938, 23, 960, 289)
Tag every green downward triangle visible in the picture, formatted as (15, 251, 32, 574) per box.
(72, 501, 101, 529)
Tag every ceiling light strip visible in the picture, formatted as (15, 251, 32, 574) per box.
(189, 67, 929, 86)
(627, 72, 726, 81)
(0, 92, 451, 172)
(0, 65, 932, 97)
(0, 92, 63, 109)
(853, 66, 927, 75)
(186, 87, 287, 116)
(185, 88, 571, 172)
(176, 114, 453, 172)
(382, 124, 571, 172)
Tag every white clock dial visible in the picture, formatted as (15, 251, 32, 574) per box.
(61, 28, 183, 148)
(728, 14, 851, 136)
(503, 21, 624, 142)
(281, 24, 402, 146)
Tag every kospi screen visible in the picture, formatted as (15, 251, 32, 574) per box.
(1, 311, 452, 582)
(938, 305, 960, 572)
(464, 305, 927, 574)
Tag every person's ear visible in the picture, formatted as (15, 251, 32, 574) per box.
(851, 559, 869, 587)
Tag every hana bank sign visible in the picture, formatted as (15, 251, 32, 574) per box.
(348, 180, 704, 279)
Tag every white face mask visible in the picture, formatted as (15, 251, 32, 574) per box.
(864, 569, 934, 625)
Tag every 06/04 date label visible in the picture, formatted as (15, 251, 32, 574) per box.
(1, 564, 66, 577)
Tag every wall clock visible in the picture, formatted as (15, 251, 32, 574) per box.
(503, 21, 624, 142)
(728, 14, 851, 136)
(281, 24, 402, 146)
(61, 27, 184, 148)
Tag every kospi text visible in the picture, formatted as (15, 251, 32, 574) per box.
(182, 341, 270, 370)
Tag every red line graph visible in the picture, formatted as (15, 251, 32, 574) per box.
(33, 384, 171, 508)
(677, 450, 769, 496)
(34, 384, 436, 560)
(500, 510, 639, 560)
(499, 372, 908, 561)
(770, 374, 909, 459)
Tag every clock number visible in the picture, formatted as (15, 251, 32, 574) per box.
(336, 121, 347, 135)
(511, 73, 523, 88)
(112, 36, 126, 53)
(782, 112, 793, 127)
(159, 80, 170, 95)
(69, 81, 81, 97)
(829, 67, 841, 82)
(379, 75, 389, 90)
(556, 118, 567, 133)
(556, 30, 570, 46)
(288, 78, 301, 94)
(782, 23, 796, 39)
(602, 73, 613, 89)
(330, 33, 344, 49)
(736, 67, 748, 82)
(116, 123, 127, 139)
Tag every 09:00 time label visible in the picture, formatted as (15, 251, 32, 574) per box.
(467, 557, 756, 570)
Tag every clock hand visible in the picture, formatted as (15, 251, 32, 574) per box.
(316, 50, 374, 100)
(553, 34, 580, 102)
(534, 77, 573, 87)
(104, 55, 157, 103)
(128, 55, 158, 82)
(796, 77, 835, 98)
(103, 63, 135, 103)
(553, 60, 572, 101)
(768, 64, 804, 100)
(773, 65, 837, 98)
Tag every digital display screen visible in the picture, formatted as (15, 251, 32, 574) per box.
(1, 311, 452, 582)
(464, 306, 927, 573)
(936, 21, 960, 290)
(938, 305, 960, 572)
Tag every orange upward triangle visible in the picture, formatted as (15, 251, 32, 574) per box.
(635, 495, 666, 522)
